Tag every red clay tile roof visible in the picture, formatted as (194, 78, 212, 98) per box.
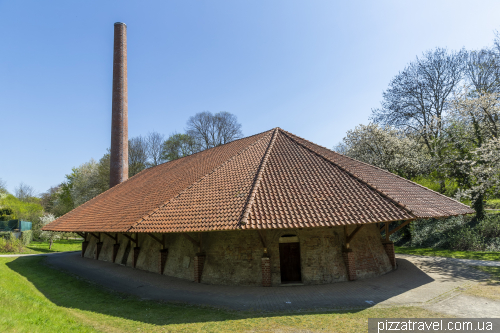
(43, 128, 474, 233)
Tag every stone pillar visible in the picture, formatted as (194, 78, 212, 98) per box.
(159, 249, 168, 274)
(81, 241, 89, 257)
(112, 243, 120, 263)
(133, 247, 140, 268)
(194, 253, 206, 283)
(383, 241, 396, 268)
(95, 242, 103, 260)
(342, 249, 356, 281)
(261, 256, 271, 287)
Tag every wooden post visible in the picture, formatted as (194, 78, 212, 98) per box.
(112, 243, 120, 263)
(159, 249, 168, 274)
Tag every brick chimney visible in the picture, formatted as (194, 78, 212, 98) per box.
(110, 22, 128, 187)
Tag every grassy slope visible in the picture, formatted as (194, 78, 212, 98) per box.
(0, 239, 82, 255)
(0, 256, 449, 333)
(394, 246, 500, 261)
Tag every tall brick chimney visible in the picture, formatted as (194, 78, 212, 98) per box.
(110, 22, 128, 187)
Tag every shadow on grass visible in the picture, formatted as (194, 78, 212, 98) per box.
(4, 254, 440, 326)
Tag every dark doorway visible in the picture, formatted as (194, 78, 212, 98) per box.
(279, 241, 301, 283)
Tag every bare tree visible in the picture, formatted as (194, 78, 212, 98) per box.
(145, 132, 165, 167)
(371, 48, 465, 155)
(15, 182, 37, 202)
(129, 136, 148, 176)
(465, 49, 500, 94)
(186, 111, 243, 150)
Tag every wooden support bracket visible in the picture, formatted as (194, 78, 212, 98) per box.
(148, 233, 164, 248)
(123, 233, 139, 246)
(89, 233, 100, 241)
(104, 233, 118, 243)
(75, 232, 85, 239)
(388, 220, 414, 236)
(183, 233, 200, 248)
(346, 225, 365, 244)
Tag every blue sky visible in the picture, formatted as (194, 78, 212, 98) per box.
(1, 0, 500, 195)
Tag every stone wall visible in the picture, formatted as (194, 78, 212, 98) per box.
(83, 223, 392, 286)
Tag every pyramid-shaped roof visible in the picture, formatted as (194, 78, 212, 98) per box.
(44, 128, 474, 233)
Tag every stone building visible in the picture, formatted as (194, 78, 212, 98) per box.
(44, 128, 473, 286)
(43, 22, 473, 286)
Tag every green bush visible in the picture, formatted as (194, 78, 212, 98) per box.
(393, 213, 500, 252)
(477, 215, 500, 238)
(21, 230, 33, 246)
(0, 234, 25, 253)
(448, 226, 485, 251)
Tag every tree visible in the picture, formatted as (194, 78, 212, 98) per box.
(371, 48, 465, 155)
(0, 178, 7, 194)
(38, 214, 60, 249)
(67, 159, 108, 207)
(161, 133, 199, 161)
(186, 111, 243, 150)
(457, 137, 500, 220)
(146, 132, 165, 167)
(334, 123, 429, 179)
(465, 49, 500, 95)
(443, 88, 500, 218)
(129, 136, 148, 176)
(14, 183, 37, 203)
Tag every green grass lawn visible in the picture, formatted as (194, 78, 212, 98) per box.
(0, 239, 82, 255)
(0, 256, 450, 333)
(395, 246, 500, 261)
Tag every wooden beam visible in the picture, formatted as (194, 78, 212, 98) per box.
(122, 233, 138, 245)
(148, 233, 163, 247)
(346, 225, 365, 243)
(183, 233, 200, 248)
(75, 232, 85, 239)
(388, 220, 414, 236)
(385, 222, 389, 241)
(89, 233, 100, 240)
(379, 223, 386, 232)
(104, 233, 118, 243)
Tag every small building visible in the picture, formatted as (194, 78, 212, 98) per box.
(43, 128, 473, 286)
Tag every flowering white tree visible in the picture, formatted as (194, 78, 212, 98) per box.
(68, 159, 106, 207)
(38, 214, 60, 249)
(444, 87, 500, 218)
(334, 123, 430, 179)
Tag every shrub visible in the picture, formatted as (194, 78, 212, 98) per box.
(0, 233, 25, 253)
(21, 230, 33, 246)
(401, 215, 471, 248)
(448, 226, 485, 251)
(477, 215, 500, 238)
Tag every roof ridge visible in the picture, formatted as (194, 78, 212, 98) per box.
(280, 129, 470, 211)
(279, 129, 417, 219)
(127, 130, 276, 232)
(239, 128, 279, 227)
(139, 128, 276, 173)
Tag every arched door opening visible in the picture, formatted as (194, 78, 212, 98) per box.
(279, 235, 301, 283)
